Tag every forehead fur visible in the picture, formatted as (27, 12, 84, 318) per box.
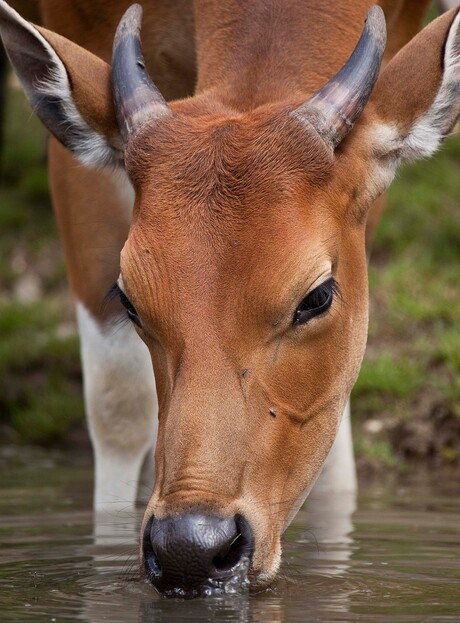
(125, 101, 334, 219)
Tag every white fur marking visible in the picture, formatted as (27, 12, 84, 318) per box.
(377, 11, 460, 164)
(403, 10, 460, 160)
(77, 302, 158, 509)
(367, 12, 460, 194)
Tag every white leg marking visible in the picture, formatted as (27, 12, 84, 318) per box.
(313, 399, 357, 493)
(306, 400, 357, 576)
(77, 303, 158, 509)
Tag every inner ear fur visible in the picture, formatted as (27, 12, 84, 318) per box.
(370, 7, 460, 134)
(335, 7, 459, 221)
(37, 26, 119, 144)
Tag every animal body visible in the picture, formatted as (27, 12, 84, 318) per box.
(0, 0, 459, 598)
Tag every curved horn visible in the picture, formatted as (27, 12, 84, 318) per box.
(112, 4, 170, 142)
(293, 6, 386, 149)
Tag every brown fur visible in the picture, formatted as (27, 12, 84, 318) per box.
(48, 140, 130, 317)
(40, 0, 196, 100)
(122, 102, 371, 576)
(122, 3, 457, 582)
(7, 0, 457, 586)
(33, 0, 433, 318)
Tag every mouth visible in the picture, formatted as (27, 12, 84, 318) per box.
(147, 556, 252, 599)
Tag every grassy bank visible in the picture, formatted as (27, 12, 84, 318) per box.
(353, 135, 460, 469)
(1, 78, 459, 467)
(0, 86, 83, 444)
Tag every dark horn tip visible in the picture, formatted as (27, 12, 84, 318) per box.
(111, 0, 170, 142)
(292, 4, 387, 151)
(365, 6, 387, 53)
(114, 3, 143, 47)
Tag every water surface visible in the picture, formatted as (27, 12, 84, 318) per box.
(1, 446, 459, 622)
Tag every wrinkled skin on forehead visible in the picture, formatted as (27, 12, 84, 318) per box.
(120, 101, 370, 582)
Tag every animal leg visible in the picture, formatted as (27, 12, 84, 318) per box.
(312, 399, 357, 494)
(77, 303, 158, 509)
(48, 138, 158, 509)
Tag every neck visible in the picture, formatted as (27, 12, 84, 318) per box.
(193, 0, 373, 111)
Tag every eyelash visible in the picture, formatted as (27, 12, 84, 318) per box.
(104, 283, 142, 328)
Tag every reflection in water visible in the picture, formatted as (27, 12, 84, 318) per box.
(303, 490, 356, 573)
(93, 508, 140, 548)
(1, 446, 460, 622)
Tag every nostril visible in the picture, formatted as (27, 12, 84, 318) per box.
(213, 514, 254, 573)
(213, 532, 244, 571)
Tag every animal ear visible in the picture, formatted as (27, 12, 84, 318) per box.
(0, 0, 122, 168)
(346, 7, 460, 203)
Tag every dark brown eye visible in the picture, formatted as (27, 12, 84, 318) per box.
(119, 288, 142, 328)
(293, 278, 337, 326)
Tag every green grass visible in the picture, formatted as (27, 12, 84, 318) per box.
(374, 139, 460, 261)
(354, 438, 398, 468)
(1, 86, 83, 444)
(354, 353, 424, 400)
(0, 301, 83, 444)
(353, 137, 460, 466)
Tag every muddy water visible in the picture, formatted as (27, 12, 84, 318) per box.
(0, 447, 459, 622)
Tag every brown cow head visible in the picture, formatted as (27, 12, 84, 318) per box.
(1, 0, 459, 597)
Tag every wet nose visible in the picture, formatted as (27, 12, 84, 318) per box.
(143, 513, 254, 596)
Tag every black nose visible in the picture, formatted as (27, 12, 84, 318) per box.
(143, 513, 254, 597)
